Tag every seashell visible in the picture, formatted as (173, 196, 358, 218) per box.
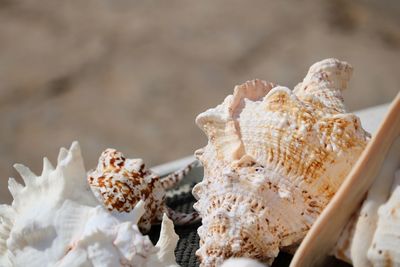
(87, 148, 200, 233)
(289, 92, 400, 267)
(332, 148, 400, 267)
(220, 258, 267, 267)
(367, 169, 400, 267)
(193, 58, 370, 266)
(332, 155, 400, 267)
(0, 142, 179, 267)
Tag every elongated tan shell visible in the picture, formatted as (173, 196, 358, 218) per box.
(193, 58, 370, 266)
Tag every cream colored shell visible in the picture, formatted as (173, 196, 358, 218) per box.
(0, 142, 179, 267)
(193, 58, 370, 266)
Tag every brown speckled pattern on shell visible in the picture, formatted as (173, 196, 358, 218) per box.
(193, 59, 370, 266)
(88, 149, 200, 232)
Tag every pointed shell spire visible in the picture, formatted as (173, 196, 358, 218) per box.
(293, 58, 353, 113)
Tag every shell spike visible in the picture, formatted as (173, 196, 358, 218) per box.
(132, 200, 146, 225)
(57, 142, 82, 166)
(112, 200, 146, 225)
(57, 147, 69, 164)
(7, 178, 23, 199)
(68, 141, 82, 160)
(41, 157, 54, 176)
(13, 164, 36, 186)
(155, 213, 179, 266)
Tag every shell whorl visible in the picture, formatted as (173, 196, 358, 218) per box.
(294, 58, 353, 113)
(88, 148, 201, 233)
(194, 59, 369, 266)
(88, 149, 166, 233)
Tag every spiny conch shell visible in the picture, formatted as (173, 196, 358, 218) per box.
(0, 142, 179, 267)
(87, 148, 200, 233)
(193, 58, 370, 266)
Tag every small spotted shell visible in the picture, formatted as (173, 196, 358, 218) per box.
(88, 148, 200, 233)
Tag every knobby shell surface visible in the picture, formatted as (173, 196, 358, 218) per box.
(193, 58, 370, 266)
(87, 148, 199, 233)
(0, 142, 179, 267)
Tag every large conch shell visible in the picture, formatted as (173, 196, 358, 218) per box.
(193, 58, 370, 266)
(0, 142, 179, 267)
(88, 148, 200, 233)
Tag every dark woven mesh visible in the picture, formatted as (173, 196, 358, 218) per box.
(148, 187, 201, 267)
(148, 186, 351, 267)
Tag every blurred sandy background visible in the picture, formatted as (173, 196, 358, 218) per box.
(1, 0, 399, 204)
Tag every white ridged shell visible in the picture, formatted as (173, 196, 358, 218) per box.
(0, 142, 179, 267)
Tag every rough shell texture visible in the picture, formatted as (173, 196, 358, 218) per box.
(193, 58, 370, 266)
(0, 142, 179, 267)
(87, 149, 199, 233)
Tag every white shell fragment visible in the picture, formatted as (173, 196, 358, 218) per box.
(193, 58, 370, 266)
(332, 129, 400, 267)
(220, 258, 267, 267)
(0, 142, 179, 267)
(367, 170, 400, 267)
